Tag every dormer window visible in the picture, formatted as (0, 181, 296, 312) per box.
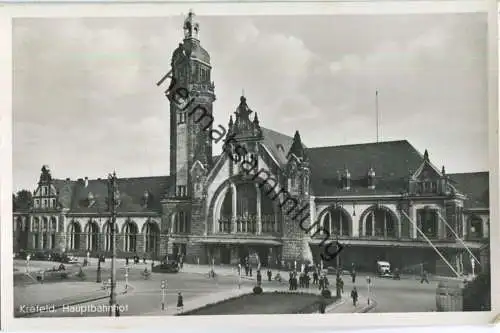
(277, 144, 285, 154)
(367, 167, 376, 189)
(87, 192, 95, 208)
(342, 168, 351, 190)
(142, 191, 150, 208)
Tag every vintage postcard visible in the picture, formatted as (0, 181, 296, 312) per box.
(0, 0, 498, 331)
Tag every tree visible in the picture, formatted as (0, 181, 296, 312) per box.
(14, 189, 32, 211)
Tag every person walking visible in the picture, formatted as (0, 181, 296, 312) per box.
(420, 270, 429, 284)
(351, 269, 356, 283)
(313, 270, 319, 285)
(177, 292, 184, 313)
(351, 287, 359, 306)
(257, 270, 262, 286)
(115, 304, 121, 317)
(318, 275, 324, 291)
(336, 276, 344, 294)
(267, 269, 272, 282)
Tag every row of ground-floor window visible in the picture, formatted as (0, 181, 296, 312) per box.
(13, 231, 164, 258)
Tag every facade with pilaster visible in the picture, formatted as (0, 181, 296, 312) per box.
(13, 11, 490, 275)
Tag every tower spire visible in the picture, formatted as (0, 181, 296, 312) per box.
(183, 9, 200, 40)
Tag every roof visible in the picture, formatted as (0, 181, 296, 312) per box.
(260, 127, 303, 167)
(448, 172, 489, 209)
(51, 176, 174, 214)
(307, 140, 424, 196)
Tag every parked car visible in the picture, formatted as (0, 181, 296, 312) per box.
(152, 260, 179, 274)
(377, 261, 393, 278)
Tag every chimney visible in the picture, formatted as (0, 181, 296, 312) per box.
(84, 177, 89, 188)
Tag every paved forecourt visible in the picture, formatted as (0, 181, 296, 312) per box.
(16, 261, 440, 317)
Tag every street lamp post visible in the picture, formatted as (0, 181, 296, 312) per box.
(124, 266, 129, 291)
(335, 233, 341, 298)
(108, 171, 118, 317)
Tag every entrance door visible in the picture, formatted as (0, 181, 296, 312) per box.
(220, 246, 231, 264)
(238, 245, 249, 264)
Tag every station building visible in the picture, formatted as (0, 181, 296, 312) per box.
(13, 11, 490, 275)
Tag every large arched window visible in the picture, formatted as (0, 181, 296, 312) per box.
(123, 221, 138, 252)
(86, 220, 99, 251)
(68, 221, 81, 250)
(468, 216, 483, 239)
(41, 217, 49, 248)
(50, 217, 57, 249)
(32, 217, 40, 249)
(103, 221, 117, 252)
(364, 207, 397, 238)
(144, 221, 160, 254)
(417, 208, 438, 238)
(322, 208, 350, 236)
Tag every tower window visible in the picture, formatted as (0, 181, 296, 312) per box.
(178, 112, 187, 124)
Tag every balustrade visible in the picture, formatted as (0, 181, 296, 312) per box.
(218, 214, 278, 234)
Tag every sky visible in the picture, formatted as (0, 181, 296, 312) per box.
(12, 12, 488, 191)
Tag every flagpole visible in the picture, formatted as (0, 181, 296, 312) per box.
(376, 90, 379, 143)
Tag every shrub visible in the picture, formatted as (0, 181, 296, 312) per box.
(253, 286, 263, 294)
(321, 289, 332, 299)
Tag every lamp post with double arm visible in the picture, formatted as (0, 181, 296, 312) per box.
(335, 232, 341, 298)
(108, 171, 118, 317)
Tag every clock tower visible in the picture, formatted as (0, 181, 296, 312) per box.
(168, 10, 216, 198)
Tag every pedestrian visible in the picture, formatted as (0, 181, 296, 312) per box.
(238, 263, 241, 276)
(319, 300, 326, 314)
(245, 264, 249, 276)
(249, 266, 253, 277)
(351, 287, 358, 306)
(115, 304, 121, 317)
(257, 270, 262, 286)
(313, 270, 318, 285)
(318, 276, 324, 290)
(351, 269, 356, 283)
(421, 270, 429, 284)
(143, 256, 146, 264)
(177, 292, 184, 313)
(288, 273, 293, 291)
(125, 257, 129, 266)
(267, 269, 272, 282)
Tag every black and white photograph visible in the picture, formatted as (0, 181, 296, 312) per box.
(4, 1, 497, 327)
